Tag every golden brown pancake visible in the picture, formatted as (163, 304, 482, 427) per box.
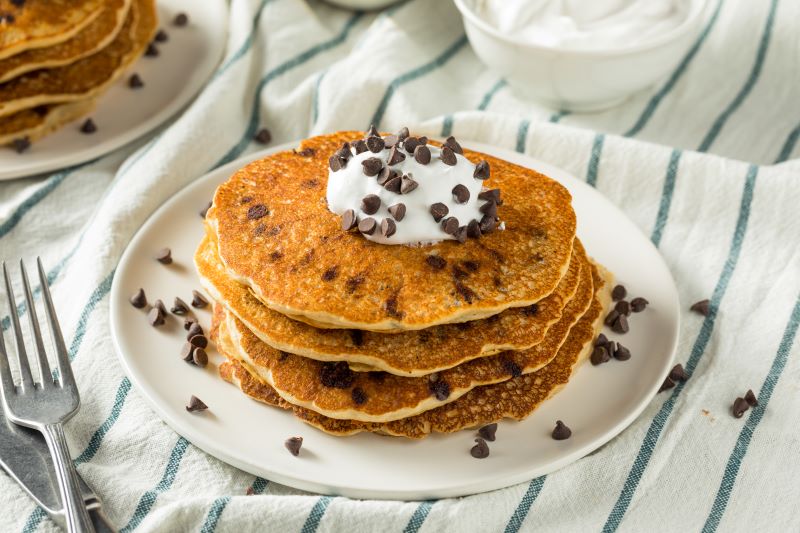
(197, 232, 586, 376)
(0, 99, 97, 145)
(0, 0, 106, 61)
(217, 262, 611, 438)
(208, 132, 577, 332)
(0, 0, 132, 83)
(0, 0, 156, 118)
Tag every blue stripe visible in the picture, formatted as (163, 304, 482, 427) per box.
(370, 34, 468, 128)
(200, 496, 231, 533)
(650, 149, 683, 247)
(548, 110, 569, 123)
(213, 0, 273, 77)
(215, 13, 365, 169)
(249, 476, 269, 495)
(774, 122, 800, 163)
(515, 120, 530, 153)
(403, 501, 434, 533)
(74, 378, 132, 465)
(311, 69, 328, 126)
(20, 508, 45, 533)
(505, 477, 546, 533)
(585, 133, 606, 187)
(477, 79, 507, 111)
(68, 270, 115, 362)
(441, 115, 454, 137)
(697, 0, 779, 152)
(701, 294, 800, 532)
(603, 164, 759, 532)
(119, 437, 191, 533)
(625, 0, 725, 137)
(300, 496, 333, 533)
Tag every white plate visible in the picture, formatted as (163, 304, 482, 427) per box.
(0, 0, 227, 181)
(110, 142, 680, 500)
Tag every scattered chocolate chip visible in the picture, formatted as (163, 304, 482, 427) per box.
(473, 160, 490, 180)
(154, 299, 167, 315)
(254, 128, 272, 145)
(595, 333, 609, 346)
(380, 218, 396, 238)
(147, 307, 165, 327)
(171, 297, 189, 315)
(604, 309, 620, 327)
(362, 157, 382, 176)
(199, 201, 212, 218)
(180, 342, 195, 362)
(329, 155, 345, 172)
(552, 420, 572, 440)
(478, 423, 497, 442)
(351, 387, 367, 405)
(429, 378, 450, 401)
(377, 166, 397, 186)
(479, 215, 497, 234)
(80, 119, 97, 134)
(320, 361, 355, 388)
(613, 344, 631, 361)
(335, 142, 352, 160)
(358, 217, 377, 235)
(183, 317, 196, 331)
(732, 397, 749, 419)
(414, 145, 431, 164)
(366, 136, 384, 153)
(154, 29, 168, 42)
(12, 137, 30, 153)
(440, 145, 457, 166)
(605, 340, 617, 356)
(426, 255, 446, 270)
(659, 376, 675, 393)
(191, 290, 208, 308)
(366, 124, 379, 137)
(452, 184, 470, 204)
(247, 204, 268, 220)
(441, 216, 459, 235)
(591, 345, 610, 365)
(479, 200, 497, 218)
(669, 364, 688, 382)
(155, 247, 172, 264)
(129, 288, 147, 308)
(187, 322, 203, 340)
(186, 395, 207, 412)
(631, 297, 649, 312)
(284, 436, 303, 456)
(403, 137, 420, 154)
(388, 203, 406, 221)
(341, 209, 358, 231)
(478, 189, 500, 203)
(189, 335, 208, 349)
(744, 389, 758, 406)
(454, 225, 468, 243)
(361, 194, 381, 215)
(467, 219, 482, 239)
(444, 136, 463, 155)
(129, 73, 144, 89)
(193, 348, 208, 367)
(611, 314, 629, 334)
(396, 127, 410, 140)
(612, 285, 626, 301)
(691, 299, 710, 316)
(400, 175, 418, 194)
(173, 13, 189, 26)
(145, 43, 159, 57)
(388, 145, 406, 166)
(470, 437, 490, 459)
(350, 139, 367, 154)
(430, 203, 449, 222)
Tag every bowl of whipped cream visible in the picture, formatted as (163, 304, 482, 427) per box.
(455, 0, 709, 111)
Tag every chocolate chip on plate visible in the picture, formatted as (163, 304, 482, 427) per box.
(388, 203, 406, 221)
(187, 322, 203, 340)
(611, 314, 629, 334)
(183, 316, 197, 331)
(613, 343, 631, 361)
(199, 201, 212, 218)
(192, 348, 208, 367)
(362, 157, 382, 176)
(604, 310, 620, 327)
(129, 288, 147, 308)
(552, 420, 572, 440)
(430, 203, 449, 222)
(145, 43, 159, 57)
(590, 345, 610, 366)
(691, 299, 710, 316)
(732, 397, 749, 418)
(154, 299, 168, 315)
(441, 216, 459, 235)
(744, 389, 758, 407)
(170, 297, 189, 315)
(440, 145, 457, 166)
(669, 364, 688, 382)
(180, 342, 195, 362)
(452, 184, 470, 204)
(189, 334, 208, 349)
(254, 128, 272, 145)
(12, 137, 30, 153)
(358, 217, 377, 235)
(147, 307, 164, 327)
(80, 119, 97, 134)
(191, 290, 208, 308)
(478, 423, 497, 442)
(595, 333, 609, 346)
(173, 12, 189, 26)
(186, 395, 207, 413)
(129, 73, 144, 89)
(154, 29, 168, 42)
(285, 436, 303, 456)
(414, 144, 431, 165)
(361, 194, 381, 215)
(659, 376, 675, 393)
(470, 437, 490, 459)
(631, 297, 649, 312)
(155, 247, 172, 264)
(611, 284, 626, 301)
(615, 300, 631, 316)
(380, 218, 396, 238)
(473, 160, 490, 180)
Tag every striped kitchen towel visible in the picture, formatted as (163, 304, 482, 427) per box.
(1, 0, 798, 531)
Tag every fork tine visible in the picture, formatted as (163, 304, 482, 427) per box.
(37, 258, 73, 387)
(0, 296, 15, 396)
(3, 262, 34, 389)
(20, 260, 53, 387)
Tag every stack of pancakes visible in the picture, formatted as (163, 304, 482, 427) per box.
(0, 0, 156, 147)
(197, 131, 613, 439)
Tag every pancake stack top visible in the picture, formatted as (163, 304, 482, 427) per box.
(197, 130, 614, 439)
(0, 0, 157, 149)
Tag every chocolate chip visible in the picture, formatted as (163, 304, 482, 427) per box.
(329, 155, 345, 172)
(154, 299, 167, 315)
(444, 136, 464, 155)
(376, 166, 395, 186)
(322, 267, 338, 281)
(595, 333, 609, 346)
(440, 145, 457, 166)
(615, 300, 631, 316)
(522, 304, 538, 316)
(606, 340, 617, 356)
(441, 216, 459, 235)
(320, 361, 355, 388)
(148, 307, 164, 327)
(180, 342, 195, 362)
(388, 145, 406, 166)
(351, 387, 367, 405)
(173, 13, 189, 26)
(454, 225, 468, 243)
(467, 219, 482, 239)
(591, 345, 610, 365)
(470, 437, 490, 459)
(503, 359, 522, 378)
(604, 310, 620, 327)
(732, 397, 749, 419)
(414, 145, 431, 164)
(358, 217, 377, 235)
(129, 288, 147, 308)
(145, 43, 159, 57)
(129, 73, 144, 89)
(388, 203, 406, 221)
(400, 175, 418, 194)
(192, 348, 208, 367)
(384, 134, 399, 148)
(744, 389, 758, 406)
(429, 378, 450, 400)
(187, 322, 203, 340)
(353, 139, 368, 154)
(285, 436, 303, 456)
(362, 157, 382, 176)
(477, 189, 500, 203)
(12, 137, 30, 153)
(478, 423, 497, 442)
(611, 314, 629, 334)
(613, 344, 631, 361)
(155, 29, 168, 42)
(199, 201, 212, 218)
(80, 119, 97, 134)
(552, 420, 572, 440)
(659, 376, 675, 393)
(691, 299, 710, 316)
(403, 136, 419, 153)
(191, 290, 208, 308)
(452, 184, 470, 204)
(479, 200, 497, 218)
(341, 209, 357, 231)
(155, 247, 172, 264)
(349, 329, 363, 346)
(183, 316, 196, 331)
(612, 285, 626, 301)
(396, 126, 409, 140)
(479, 215, 497, 234)
(380, 218, 396, 237)
(189, 335, 208, 349)
(669, 364, 688, 382)
(426, 255, 446, 270)
(361, 194, 381, 215)
(366, 136, 385, 153)
(366, 124, 379, 137)
(247, 204, 268, 220)
(186, 395, 207, 412)
(631, 297, 649, 312)
(254, 128, 272, 145)
(430, 203, 449, 222)
(171, 297, 189, 315)
(473, 160, 490, 180)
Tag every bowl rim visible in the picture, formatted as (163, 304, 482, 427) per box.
(453, 0, 710, 57)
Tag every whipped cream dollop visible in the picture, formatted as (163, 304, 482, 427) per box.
(326, 128, 501, 245)
(476, 0, 691, 50)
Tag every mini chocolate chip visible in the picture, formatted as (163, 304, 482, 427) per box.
(452, 184, 470, 204)
(691, 299, 710, 316)
(744, 389, 758, 406)
(611, 314, 629, 334)
(445, 136, 463, 155)
(183, 317, 197, 331)
(80, 119, 97, 134)
(440, 145, 457, 166)
(186, 396, 207, 412)
(479, 215, 497, 234)
(613, 344, 631, 361)
(193, 348, 208, 367)
(612, 285, 626, 301)
(366, 124, 379, 137)
(403, 136, 420, 154)
(473, 160, 490, 180)
(381, 218, 396, 237)
(322, 267, 338, 281)
(479, 201, 497, 218)
(470, 437, 490, 459)
(129, 288, 147, 308)
(454, 225, 468, 243)
(396, 126, 409, 140)
(145, 43, 159, 56)
(335, 142, 352, 161)
(604, 309, 620, 327)
(189, 335, 208, 349)
(659, 376, 675, 393)
(12, 137, 30, 153)
(358, 217, 377, 235)
(366, 136, 385, 153)
(191, 290, 209, 308)
(154, 299, 167, 315)
(154, 29, 168, 42)
(630, 297, 649, 312)
(155, 247, 172, 264)
(595, 333, 609, 346)
(254, 128, 272, 144)
(732, 397, 749, 419)
(467, 219, 482, 238)
(320, 361, 355, 388)
(341, 209, 358, 231)
(615, 300, 631, 316)
(199, 201, 212, 218)
(591, 345, 610, 365)
(552, 420, 572, 440)
(414, 144, 431, 164)
(400, 175, 418, 194)
(477, 189, 500, 203)
(187, 322, 203, 340)
(429, 379, 450, 400)
(384, 134, 399, 147)
(388, 145, 406, 166)
(285, 436, 303, 456)
(353, 139, 368, 154)
(441, 216, 459, 235)
(388, 203, 406, 221)
(606, 340, 617, 356)
(351, 387, 367, 405)
(180, 342, 195, 362)
(669, 364, 688, 382)
(173, 13, 189, 26)
(329, 155, 345, 172)
(247, 204, 268, 220)
(426, 255, 446, 270)
(478, 423, 497, 442)
(383, 176, 402, 193)
(129, 73, 144, 88)
(148, 307, 164, 327)
(171, 297, 189, 315)
(362, 157, 382, 176)
(361, 194, 381, 215)
(430, 203, 449, 222)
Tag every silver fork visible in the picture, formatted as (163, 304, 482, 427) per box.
(0, 259, 95, 533)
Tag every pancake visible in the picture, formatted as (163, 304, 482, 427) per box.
(0, 0, 106, 61)
(0, 99, 97, 145)
(197, 232, 585, 376)
(0, 0, 132, 84)
(217, 262, 611, 438)
(208, 131, 577, 332)
(0, 0, 156, 119)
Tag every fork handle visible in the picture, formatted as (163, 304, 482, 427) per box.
(43, 423, 96, 533)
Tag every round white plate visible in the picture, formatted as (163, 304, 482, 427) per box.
(0, 0, 227, 181)
(110, 141, 680, 500)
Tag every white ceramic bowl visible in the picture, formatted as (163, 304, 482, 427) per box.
(455, 0, 709, 111)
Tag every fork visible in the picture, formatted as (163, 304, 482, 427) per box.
(0, 259, 95, 533)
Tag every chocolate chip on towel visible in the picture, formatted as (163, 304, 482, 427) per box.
(470, 437, 490, 459)
(611, 284, 626, 301)
(170, 297, 189, 315)
(552, 420, 572, 440)
(145, 43, 159, 57)
(191, 290, 209, 308)
(478, 423, 497, 442)
(155, 247, 172, 264)
(691, 299, 710, 316)
(631, 297, 649, 312)
(285, 436, 303, 456)
(254, 128, 272, 145)
(659, 376, 675, 393)
(669, 364, 688, 382)
(186, 395, 207, 412)
(732, 397, 749, 419)
(744, 389, 758, 407)
(129, 288, 147, 308)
